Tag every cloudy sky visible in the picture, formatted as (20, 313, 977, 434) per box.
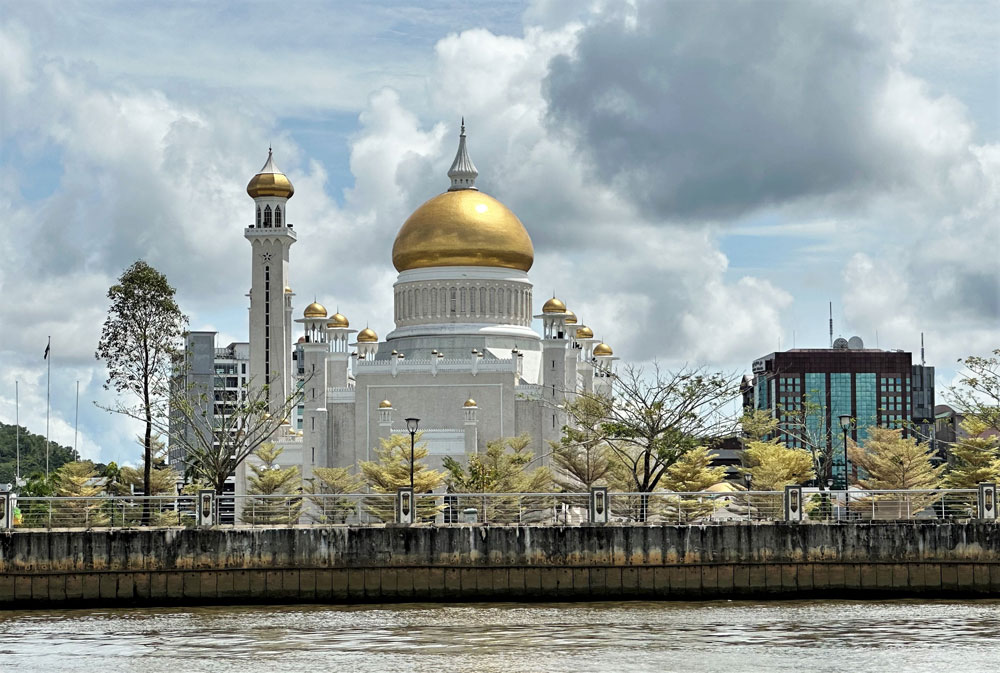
(1, 0, 997, 467)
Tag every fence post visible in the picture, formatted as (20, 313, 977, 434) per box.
(0, 490, 10, 529)
(977, 483, 997, 520)
(784, 485, 804, 522)
(590, 487, 609, 524)
(197, 490, 215, 527)
(397, 487, 414, 525)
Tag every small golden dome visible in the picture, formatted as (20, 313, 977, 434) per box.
(247, 149, 294, 199)
(392, 190, 534, 272)
(464, 398, 477, 408)
(357, 327, 378, 343)
(542, 296, 566, 313)
(565, 310, 578, 325)
(378, 399, 392, 409)
(296, 336, 306, 344)
(575, 326, 594, 339)
(327, 312, 349, 328)
(284, 286, 292, 294)
(593, 342, 613, 356)
(304, 302, 327, 318)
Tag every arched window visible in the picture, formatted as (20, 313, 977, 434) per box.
(275, 205, 283, 227)
(460, 287, 467, 313)
(256, 206, 261, 227)
(450, 287, 457, 314)
(480, 288, 487, 314)
(431, 288, 437, 316)
(489, 288, 496, 314)
(469, 287, 476, 314)
(263, 205, 272, 227)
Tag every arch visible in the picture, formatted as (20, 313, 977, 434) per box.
(275, 205, 283, 227)
(263, 204, 272, 227)
(489, 287, 496, 314)
(450, 287, 457, 315)
(460, 287, 467, 314)
(480, 288, 487, 315)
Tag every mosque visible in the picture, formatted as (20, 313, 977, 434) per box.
(236, 124, 618, 490)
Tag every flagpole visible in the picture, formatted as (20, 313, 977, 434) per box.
(74, 380, 80, 457)
(45, 335, 51, 478)
(15, 380, 20, 481)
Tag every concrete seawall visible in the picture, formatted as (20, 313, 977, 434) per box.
(2, 523, 999, 607)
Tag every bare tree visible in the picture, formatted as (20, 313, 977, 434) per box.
(551, 395, 617, 491)
(950, 348, 1000, 434)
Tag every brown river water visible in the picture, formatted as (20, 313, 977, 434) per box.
(1, 599, 998, 672)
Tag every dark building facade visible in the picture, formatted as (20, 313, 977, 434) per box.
(746, 340, 934, 488)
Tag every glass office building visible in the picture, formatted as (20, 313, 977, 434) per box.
(746, 343, 934, 488)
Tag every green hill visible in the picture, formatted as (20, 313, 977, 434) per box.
(0, 422, 79, 485)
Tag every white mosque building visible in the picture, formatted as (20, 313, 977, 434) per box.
(236, 124, 618, 490)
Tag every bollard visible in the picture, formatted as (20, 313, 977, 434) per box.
(397, 487, 414, 525)
(197, 489, 215, 527)
(460, 508, 478, 524)
(977, 482, 997, 520)
(784, 485, 804, 522)
(590, 487, 609, 524)
(0, 490, 9, 529)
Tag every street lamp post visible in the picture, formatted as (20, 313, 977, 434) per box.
(405, 417, 420, 491)
(838, 415, 852, 517)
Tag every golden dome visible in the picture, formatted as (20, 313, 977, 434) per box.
(284, 286, 293, 294)
(542, 296, 566, 313)
(304, 302, 327, 318)
(327, 312, 349, 328)
(378, 399, 392, 409)
(565, 310, 578, 325)
(247, 149, 294, 199)
(575, 326, 594, 339)
(357, 327, 378, 343)
(464, 398, 477, 407)
(392, 190, 534, 272)
(593, 342, 613, 356)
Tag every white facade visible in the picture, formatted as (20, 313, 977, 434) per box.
(239, 129, 619, 487)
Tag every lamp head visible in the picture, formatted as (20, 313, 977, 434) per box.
(839, 414, 851, 431)
(405, 417, 420, 434)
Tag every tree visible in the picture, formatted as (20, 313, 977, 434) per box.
(304, 467, 365, 524)
(742, 441, 815, 491)
(166, 377, 304, 495)
(360, 433, 444, 520)
(739, 409, 779, 444)
(551, 396, 616, 491)
(773, 392, 836, 490)
(598, 363, 741, 495)
(108, 436, 178, 496)
(444, 435, 552, 523)
(659, 446, 729, 523)
(0, 422, 79, 485)
(51, 461, 108, 527)
(848, 427, 946, 518)
(943, 417, 1000, 489)
(242, 443, 301, 524)
(96, 260, 187, 522)
(950, 348, 1000, 434)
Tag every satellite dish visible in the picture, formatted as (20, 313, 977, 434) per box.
(847, 336, 864, 350)
(833, 337, 849, 350)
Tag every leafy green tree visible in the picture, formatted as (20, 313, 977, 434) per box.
(659, 446, 729, 522)
(242, 443, 301, 524)
(96, 260, 187, 521)
(550, 396, 616, 491)
(740, 409, 779, 443)
(360, 433, 444, 520)
(0, 422, 79, 485)
(304, 467, 365, 523)
(944, 417, 1000, 488)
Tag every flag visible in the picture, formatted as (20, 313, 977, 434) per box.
(43, 338, 50, 360)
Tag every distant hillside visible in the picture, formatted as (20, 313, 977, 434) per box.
(0, 422, 79, 485)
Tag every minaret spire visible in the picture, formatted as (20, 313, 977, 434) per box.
(447, 118, 478, 191)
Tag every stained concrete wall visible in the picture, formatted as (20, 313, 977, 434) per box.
(1, 523, 998, 607)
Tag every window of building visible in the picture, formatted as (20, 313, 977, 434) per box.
(256, 207, 261, 227)
(450, 288, 457, 314)
(275, 205, 282, 227)
(263, 205, 272, 227)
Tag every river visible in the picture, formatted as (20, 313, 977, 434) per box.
(1, 599, 998, 672)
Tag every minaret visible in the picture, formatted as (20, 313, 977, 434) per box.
(245, 149, 296, 414)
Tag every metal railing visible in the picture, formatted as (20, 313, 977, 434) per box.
(1, 488, 988, 529)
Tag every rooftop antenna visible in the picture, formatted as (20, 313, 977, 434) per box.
(921, 332, 925, 366)
(828, 301, 833, 348)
